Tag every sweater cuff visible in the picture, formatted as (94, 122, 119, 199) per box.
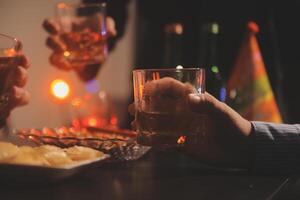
(252, 121, 300, 175)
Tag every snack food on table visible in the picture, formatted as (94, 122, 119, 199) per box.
(15, 127, 151, 162)
(7, 148, 50, 166)
(35, 145, 62, 153)
(0, 142, 20, 161)
(17, 127, 136, 151)
(38, 149, 74, 167)
(19, 146, 35, 153)
(0, 141, 106, 168)
(66, 146, 104, 161)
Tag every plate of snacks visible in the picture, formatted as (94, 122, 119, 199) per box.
(0, 141, 109, 182)
(14, 126, 151, 162)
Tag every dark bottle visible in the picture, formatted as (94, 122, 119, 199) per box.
(197, 22, 226, 102)
(162, 23, 184, 67)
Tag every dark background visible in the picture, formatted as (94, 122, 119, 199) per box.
(87, 0, 300, 124)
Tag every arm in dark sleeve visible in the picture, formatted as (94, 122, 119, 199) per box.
(252, 121, 300, 175)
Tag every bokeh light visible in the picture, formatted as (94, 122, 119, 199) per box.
(51, 79, 70, 100)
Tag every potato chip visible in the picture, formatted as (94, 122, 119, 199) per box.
(34, 145, 63, 154)
(37, 148, 74, 167)
(19, 146, 35, 153)
(66, 146, 103, 161)
(0, 142, 105, 168)
(0, 142, 19, 162)
(6, 150, 50, 166)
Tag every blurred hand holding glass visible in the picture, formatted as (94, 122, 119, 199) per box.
(0, 34, 23, 126)
(133, 68, 206, 148)
(46, 2, 108, 81)
(46, 3, 117, 128)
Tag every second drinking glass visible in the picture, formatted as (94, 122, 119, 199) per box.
(56, 2, 107, 70)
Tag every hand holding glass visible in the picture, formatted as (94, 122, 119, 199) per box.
(56, 3, 107, 68)
(0, 34, 24, 126)
(133, 68, 206, 148)
(44, 3, 108, 81)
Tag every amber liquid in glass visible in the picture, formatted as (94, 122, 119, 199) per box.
(136, 111, 206, 147)
(59, 30, 107, 69)
(0, 56, 18, 94)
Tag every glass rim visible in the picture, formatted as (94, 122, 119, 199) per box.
(133, 67, 205, 73)
(56, 2, 106, 10)
(0, 33, 21, 52)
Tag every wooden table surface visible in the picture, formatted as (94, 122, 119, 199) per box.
(0, 150, 293, 200)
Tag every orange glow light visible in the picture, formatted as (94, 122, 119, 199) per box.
(110, 116, 118, 126)
(72, 119, 81, 128)
(4, 48, 17, 57)
(88, 117, 98, 127)
(63, 51, 71, 57)
(177, 135, 186, 144)
(84, 94, 92, 101)
(152, 72, 160, 80)
(139, 85, 144, 97)
(57, 3, 67, 9)
(51, 79, 70, 100)
(71, 97, 82, 107)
